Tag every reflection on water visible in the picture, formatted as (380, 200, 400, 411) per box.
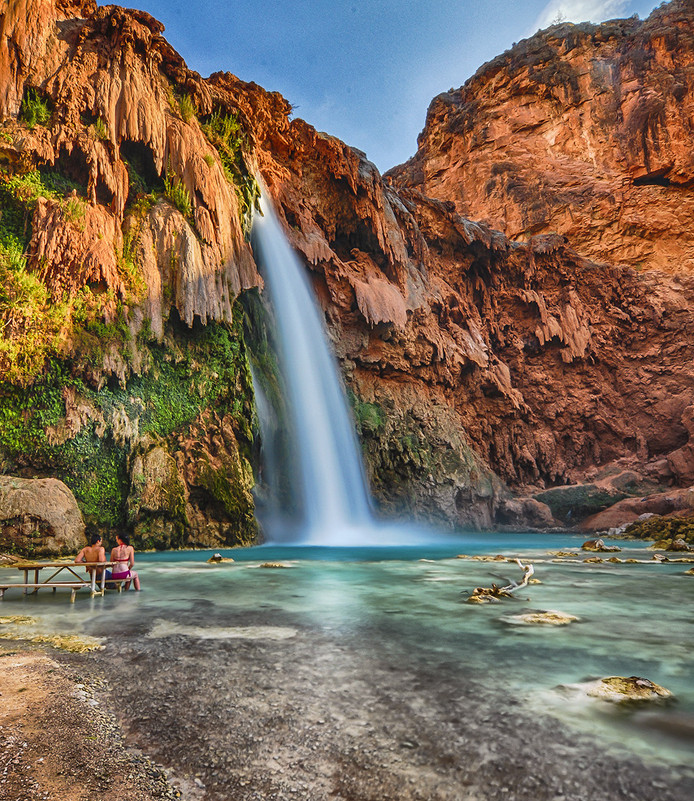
(3, 531, 692, 767)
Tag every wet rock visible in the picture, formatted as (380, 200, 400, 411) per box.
(504, 610, 579, 626)
(584, 676, 673, 704)
(207, 554, 234, 563)
(495, 497, 556, 529)
(667, 538, 691, 551)
(581, 538, 621, 552)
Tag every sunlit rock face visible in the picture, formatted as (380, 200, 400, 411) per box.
(0, 0, 258, 323)
(3, 0, 694, 539)
(387, 0, 694, 275)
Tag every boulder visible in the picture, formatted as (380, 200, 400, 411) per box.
(0, 476, 85, 556)
(667, 538, 691, 552)
(495, 497, 556, 529)
(581, 538, 621, 553)
(585, 676, 673, 703)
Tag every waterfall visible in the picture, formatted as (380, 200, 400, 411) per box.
(250, 195, 374, 545)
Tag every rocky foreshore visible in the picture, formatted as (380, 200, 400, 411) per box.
(1, 613, 692, 801)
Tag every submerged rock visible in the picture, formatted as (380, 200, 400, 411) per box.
(207, 554, 234, 563)
(504, 610, 579, 626)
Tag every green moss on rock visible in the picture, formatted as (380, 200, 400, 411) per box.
(624, 515, 694, 546)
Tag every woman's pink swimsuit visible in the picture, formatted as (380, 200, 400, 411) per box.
(111, 545, 131, 579)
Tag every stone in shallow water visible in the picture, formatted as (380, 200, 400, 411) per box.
(469, 554, 509, 562)
(207, 554, 234, 563)
(581, 538, 621, 552)
(585, 676, 673, 703)
(504, 610, 579, 626)
(259, 562, 291, 568)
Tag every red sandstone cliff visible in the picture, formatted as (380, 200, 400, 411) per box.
(387, 0, 694, 275)
(2, 0, 694, 542)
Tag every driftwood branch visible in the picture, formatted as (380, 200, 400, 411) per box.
(466, 558, 535, 604)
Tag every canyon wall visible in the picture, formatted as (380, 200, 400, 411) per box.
(388, 0, 694, 274)
(2, 0, 694, 551)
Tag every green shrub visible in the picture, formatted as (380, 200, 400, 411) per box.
(117, 230, 147, 303)
(93, 117, 108, 140)
(178, 94, 196, 123)
(164, 171, 193, 219)
(62, 195, 86, 229)
(0, 241, 67, 384)
(202, 109, 259, 233)
(20, 88, 51, 129)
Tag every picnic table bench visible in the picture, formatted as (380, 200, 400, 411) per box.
(0, 561, 121, 602)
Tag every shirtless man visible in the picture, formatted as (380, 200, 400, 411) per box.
(75, 531, 106, 580)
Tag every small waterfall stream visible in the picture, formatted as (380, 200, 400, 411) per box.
(250, 196, 374, 544)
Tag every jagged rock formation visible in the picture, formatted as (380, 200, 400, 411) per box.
(2, 0, 694, 545)
(387, 0, 694, 274)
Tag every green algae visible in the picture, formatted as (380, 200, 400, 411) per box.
(0, 309, 257, 541)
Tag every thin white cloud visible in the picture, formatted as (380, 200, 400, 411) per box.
(533, 0, 630, 31)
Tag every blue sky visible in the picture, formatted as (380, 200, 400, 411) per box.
(124, 0, 660, 172)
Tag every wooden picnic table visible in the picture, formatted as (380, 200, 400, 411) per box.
(0, 561, 116, 602)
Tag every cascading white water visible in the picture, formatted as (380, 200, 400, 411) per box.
(251, 195, 374, 544)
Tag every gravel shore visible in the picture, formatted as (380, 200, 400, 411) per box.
(2, 609, 693, 801)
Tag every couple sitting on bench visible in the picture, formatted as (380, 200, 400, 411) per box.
(75, 531, 141, 591)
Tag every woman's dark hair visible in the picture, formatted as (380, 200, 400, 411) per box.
(118, 532, 130, 546)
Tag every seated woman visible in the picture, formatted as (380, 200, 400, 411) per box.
(75, 531, 106, 580)
(109, 533, 141, 591)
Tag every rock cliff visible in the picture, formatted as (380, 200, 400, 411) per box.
(388, 0, 694, 274)
(2, 0, 694, 551)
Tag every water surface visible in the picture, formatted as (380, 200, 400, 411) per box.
(4, 531, 692, 771)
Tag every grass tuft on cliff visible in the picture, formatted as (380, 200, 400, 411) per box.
(202, 109, 259, 234)
(19, 88, 51, 129)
